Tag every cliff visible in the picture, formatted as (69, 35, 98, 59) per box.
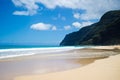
(60, 10, 120, 46)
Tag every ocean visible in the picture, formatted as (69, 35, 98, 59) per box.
(0, 45, 86, 59)
(0, 45, 117, 60)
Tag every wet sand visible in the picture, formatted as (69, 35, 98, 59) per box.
(0, 56, 100, 80)
(15, 54, 120, 80)
(0, 46, 119, 80)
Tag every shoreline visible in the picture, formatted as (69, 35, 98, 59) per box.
(0, 45, 120, 80)
(0, 45, 119, 61)
(0, 45, 120, 60)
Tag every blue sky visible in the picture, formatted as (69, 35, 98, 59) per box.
(0, 0, 120, 45)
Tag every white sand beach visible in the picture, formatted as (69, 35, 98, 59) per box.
(0, 46, 120, 80)
(15, 53, 120, 80)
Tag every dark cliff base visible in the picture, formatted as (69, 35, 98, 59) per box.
(60, 10, 120, 46)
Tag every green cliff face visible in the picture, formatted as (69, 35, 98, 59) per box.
(60, 10, 120, 46)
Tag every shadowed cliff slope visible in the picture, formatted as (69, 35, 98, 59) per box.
(60, 10, 120, 46)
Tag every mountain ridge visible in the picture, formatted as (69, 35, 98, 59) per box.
(60, 10, 120, 46)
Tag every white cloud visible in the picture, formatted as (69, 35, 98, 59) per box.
(12, 0, 39, 16)
(52, 26, 57, 30)
(64, 25, 71, 30)
(13, 11, 29, 16)
(73, 13, 80, 19)
(12, 0, 120, 20)
(30, 23, 56, 30)
(81, 21, 93, 27)
(72, 22, 81, 28)
(39, 0, 120, 20)
(72, 21, 93, 28)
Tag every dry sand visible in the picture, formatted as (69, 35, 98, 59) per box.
(15, 54, 120, 80)
(0, 45, 120, 80)
(92, 45, 120, 49)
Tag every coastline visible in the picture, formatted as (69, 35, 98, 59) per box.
(0, 45, 120, 80)
(0, 45, 119, 61)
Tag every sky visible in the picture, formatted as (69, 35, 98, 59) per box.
(0, 0, 120, 45)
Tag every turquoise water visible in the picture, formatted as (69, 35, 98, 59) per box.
(0, 44, 59, 49)
(0, 45, 87, 59)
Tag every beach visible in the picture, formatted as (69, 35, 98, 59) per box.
(0, 46, 120, 80)
(15, 54, 120, 80)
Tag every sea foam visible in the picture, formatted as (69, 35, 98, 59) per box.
(0, 46, 84, 59)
